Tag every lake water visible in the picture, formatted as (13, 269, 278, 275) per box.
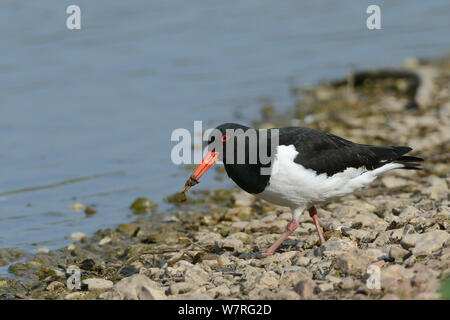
(1, 0, 449, 255)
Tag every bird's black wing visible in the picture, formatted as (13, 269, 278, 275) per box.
(276, 127, 422, 176)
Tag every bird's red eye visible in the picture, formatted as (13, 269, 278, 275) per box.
(222, 134, 231, 142)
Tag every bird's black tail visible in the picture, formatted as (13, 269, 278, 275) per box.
(369, 146, 424, 170)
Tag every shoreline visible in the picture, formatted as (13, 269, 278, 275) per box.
(1, 55, 449, 300)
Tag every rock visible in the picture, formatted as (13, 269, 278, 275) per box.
(229, 221, 249, 233)
(46, 281, 65, 292)
(317, 282, 334, 292)
(70, 203, 85, 211)
(340, 277, 358, 290)
(389, 246, 410, 262)
(381, 265, 414, 290)
(169, 293, 212, 300)
(400, 233, 421, 249)
(222, 239, 244, 252)
(117, 223, 140, 236)
(399, 206, 421, 221)
(423, 178, 448, 201)
(333, 251, 372, 276)
(37, 247, 50, 254)
(232, 191, 255, 207)
(207, 284, 231, 298)
(255, 271, 279, 289)
(80, 258, 96, 271)
(316, 238, 357, 257)
(412, 230, 449, 255)
(71, 232, 86, 241)
(184, 265, 210, 285)
(99, 236, 112, 246)
(294, 279, 314, 299)
(382, 176, 408, 188)
(354, 213, 385, 229)
(341, 227, 377, 243)
(293, 255, 311, 267)
(169, 282, 193, 295)
(0, 248, 25, 266)
(280, 266, 311, 286)
(272, 289, 299, 300)
(195, 232, 222, 250)
(102, 274, 166, 300)
(130, 197, 157, 214)
(82, 278, 114, 291)
(64, 292, 86, 300)
(84, 206, 97, 215)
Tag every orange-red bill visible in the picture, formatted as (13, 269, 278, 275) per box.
(182, 151, 219, 194)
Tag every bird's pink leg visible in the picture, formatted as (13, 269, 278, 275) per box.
(309, 206, 326, 245)
(263, 220, 299, 255)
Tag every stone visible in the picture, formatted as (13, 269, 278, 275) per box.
(381, 265, 414, 290)
(293, 255, 311, 267)
(222, 239, 244, 252)
(389, 246, 410, 262)
(382, 176, 408, 188)
(195, 232, 223, 250)
(101, 274, 166, 300)
(399, 206, 421, 221)
(70, 203, 85, 211)
(169, 282, 193, 295)
(184, 265, 210, 285)
(37, 247, 50, 253)
(207, 284, 231, 298)
(229, 221, 249, 233)
(294, 279, 314, 299)
(99, 236, 112, 246)
(341, 227, 377, 243)
(255, 271, 279, 289)
(333, 251, 371, 276)
(46, 281, 65, 291)
(71, 232, 86, 241)
(423, 178, 448, 201)
(169, 293, 213, 300)
(82, 278, 114, 291)
(130, 197, 157, 214)
(412, 230, 449, 255)
(64, 292, 86, 300)
(232, 191, 255, 207)
(400, 233, 421, 249)
(340, 277, 358, 290)
(272, 289, 299, 300)
(317, 282, 334, 292)
(316, 238, 356, 257)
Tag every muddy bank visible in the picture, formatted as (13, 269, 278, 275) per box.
(1, 55, 449, 300)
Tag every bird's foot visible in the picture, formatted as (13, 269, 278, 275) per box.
(263, 220, 299, 255)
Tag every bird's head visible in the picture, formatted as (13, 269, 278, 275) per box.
(181, 123, 250, 194)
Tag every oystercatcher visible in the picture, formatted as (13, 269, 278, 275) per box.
(182, 123, 423, 254)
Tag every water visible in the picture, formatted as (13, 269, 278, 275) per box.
(1, 0, 449, 254)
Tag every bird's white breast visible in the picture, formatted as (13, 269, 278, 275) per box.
(255, 145, 402, 209)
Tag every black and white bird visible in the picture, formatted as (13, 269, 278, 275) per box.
(182, 123, 423, 254)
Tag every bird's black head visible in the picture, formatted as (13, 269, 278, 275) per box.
(207, 123, 251, 146)
(182, 122, 272, 195)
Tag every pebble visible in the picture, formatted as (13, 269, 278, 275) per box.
(412, 230, 449, 255)
(82, 278, 114, 291)
(101, 274, 166, 300)
(294, 280, 314, 299)
(71, 232, 86, 241)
